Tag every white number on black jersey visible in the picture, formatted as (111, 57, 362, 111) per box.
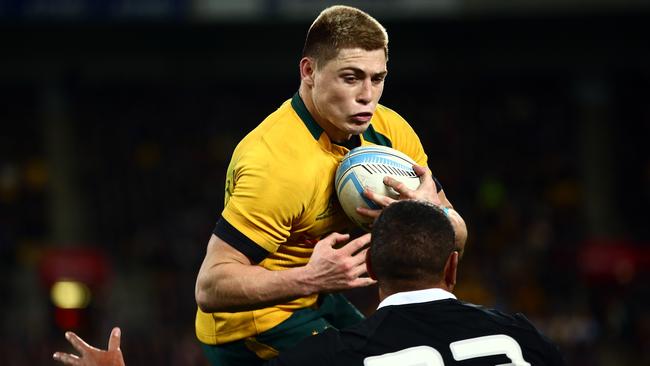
(364, 334, 531, 366)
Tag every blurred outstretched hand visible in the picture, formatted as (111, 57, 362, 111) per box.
(53, 327, 126, 366)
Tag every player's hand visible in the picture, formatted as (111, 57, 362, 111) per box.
(53, 327, 126, 366)
(396, 164, 442, 204)
(357, 164, 442, 222)
(304, 232, 376, 292)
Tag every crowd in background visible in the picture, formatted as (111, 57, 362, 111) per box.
(2, 15, 650, 366)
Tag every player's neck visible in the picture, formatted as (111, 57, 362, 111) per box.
(298, 86, 353, 144)
(332, 135, 361, 149)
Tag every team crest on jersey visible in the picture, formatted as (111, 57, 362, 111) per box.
(316, 194, 341, 220)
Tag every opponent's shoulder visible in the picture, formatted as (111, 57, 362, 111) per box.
(458, 301, 563, 355)
(456, 301, 532, 326)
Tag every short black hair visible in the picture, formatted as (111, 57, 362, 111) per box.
(370, 200, 456, 285)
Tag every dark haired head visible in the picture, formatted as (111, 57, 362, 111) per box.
(370, 200, 456, 290)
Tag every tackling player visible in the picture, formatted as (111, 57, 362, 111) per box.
(268, 200, 565, 365)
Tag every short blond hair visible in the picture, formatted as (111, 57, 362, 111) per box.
(302, 5, 388, 68)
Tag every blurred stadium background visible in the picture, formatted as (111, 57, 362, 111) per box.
(1, 0, 649, 365)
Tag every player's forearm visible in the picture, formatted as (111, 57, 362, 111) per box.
(437, 190, 468, 254)
(195, 232, 374, 313)
(195, 261, 316, 313)
(446, 208, 468, 255)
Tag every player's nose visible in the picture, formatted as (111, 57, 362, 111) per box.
(356, 80, 372, 104)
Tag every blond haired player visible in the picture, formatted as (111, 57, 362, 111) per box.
(192, 5, 466, 365)
(54, 5, 467, 366)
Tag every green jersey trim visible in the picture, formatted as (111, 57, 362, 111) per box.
(291, 92, 323, 140)
(363, 124, 392, 147)
(292, 92, 392, 148)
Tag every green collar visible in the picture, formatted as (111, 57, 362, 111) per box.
(291, 92, 322, 140)
(291, 92, 392, 147)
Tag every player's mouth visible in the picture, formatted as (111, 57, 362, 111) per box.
(350, 112, 373, 123)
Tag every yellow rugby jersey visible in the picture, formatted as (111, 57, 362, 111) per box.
(196, 93, 428, 345)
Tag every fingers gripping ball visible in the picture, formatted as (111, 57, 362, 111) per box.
(335, 145, 420, 231)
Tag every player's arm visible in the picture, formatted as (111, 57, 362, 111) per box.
(195, 231, 375, 313)
(53, 328, 125, 366)
(358, 164, 468, 253)
(436, 189, 468, 255)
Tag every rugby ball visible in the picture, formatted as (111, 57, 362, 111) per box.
(335, 145, 420, 231)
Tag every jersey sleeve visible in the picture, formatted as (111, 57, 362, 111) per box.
(220, 146, 306, 260)
(373, 105, 443, 191)
(213, 217, 270, 264)
(377, 105, 428, 167)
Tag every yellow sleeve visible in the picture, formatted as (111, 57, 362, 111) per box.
(374, 105, 428, 166)
(222, 147, 305, 254)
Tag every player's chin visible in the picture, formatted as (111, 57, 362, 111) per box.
(346, 121, 371, 135)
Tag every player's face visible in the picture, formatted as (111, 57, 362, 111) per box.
(311, 48, 387, 142)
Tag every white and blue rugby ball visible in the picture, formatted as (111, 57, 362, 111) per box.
(335, 145, 420, 231)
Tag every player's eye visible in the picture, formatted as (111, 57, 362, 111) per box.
(342, 75, 358, 83)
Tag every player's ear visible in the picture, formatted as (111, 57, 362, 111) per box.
(443, 251, 459, 290)
(366, 246, 377, 280)
(300, 57, 316, 86)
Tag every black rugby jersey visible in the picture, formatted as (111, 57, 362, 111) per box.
(268, 297, 565, 366)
